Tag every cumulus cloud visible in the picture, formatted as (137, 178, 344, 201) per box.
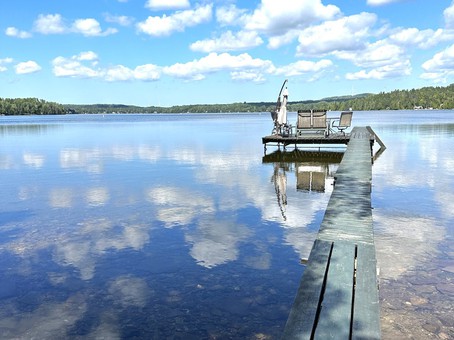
(274, 59, 334, 77)
(33, 13, 116, 36)
(244, 0, 340, 36)
(104, 14, 134, 26)
(15, 61, 42, 74)
(389, 28, 443, 49)
(145, 0, 190, 10)
(52, 53, 101, 78)
(346, 59, 411, 80)
(216, 5, 248, 26)
(162, 52, 273, 81)
(190, 30, 263, 52)
(230, 71, 266, 83)
(444, 2, 454, 29)
(367, 0, 404, 6)
(296, 13, 377, 57)
(34, 14, 67, 34)
(0, 57, 13, 72)
(5, 27, 32, 38)
(335, 40, 406, 68)
(137, 4, 212, 36)
(72, 18, 117, 36)
(52, 51, 161, 81)
(421, 44, 454, 83)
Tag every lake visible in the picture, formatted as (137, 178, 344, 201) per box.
(0, 111, 453, 339)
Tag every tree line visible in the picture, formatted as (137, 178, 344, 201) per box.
(1, 83, 454, 115)
(0, 97, 67, 115)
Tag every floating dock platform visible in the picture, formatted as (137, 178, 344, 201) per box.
(281, 126, 381, 339)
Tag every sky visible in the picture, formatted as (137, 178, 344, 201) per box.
(1, 0, 454, 106)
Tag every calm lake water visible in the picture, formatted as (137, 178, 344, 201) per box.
(0, 111, 453, 339)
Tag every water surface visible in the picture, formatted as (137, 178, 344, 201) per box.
(1, 111, 453, 339)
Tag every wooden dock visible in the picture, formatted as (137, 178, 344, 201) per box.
(282, 127, 381, 339)
(262, 132, 353, 153)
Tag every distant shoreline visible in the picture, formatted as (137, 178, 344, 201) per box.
(1, 83, 454, 115)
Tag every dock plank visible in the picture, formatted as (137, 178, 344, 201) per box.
(281, 240, 332, 339)
(353, 244, 381, 340)
(314, 241, 355, 340)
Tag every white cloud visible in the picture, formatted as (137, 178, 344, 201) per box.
(137, 4, 212, 36)
(389, 27, 452, 49)
(190, 30, 263, 52)
(33, 14, 116, 37)
(72, 18, 117, 36)
(367, 0, 404, 6)
(274, 59, 334, 77)
(421, 44, 454, 83)
(145, 0, 190, 10)
(5, 26, 32, 38)
(34, 14, 67, 34)
(267, 30, 300, 50)
(104, 65, 135, 81)
(15, 61, 42, 74)
(334, 40, 406, 68)
(162, 52, 273, 81)
(134, 64, 161, 81)
(216, 5, 248, 26)
(244, 0, 341, 36)
(78, 51, 98, 61)
(296, 13, 377, 57)
(346, 59, 411, 80)
(230, 71, 266, 83)
(445, 2, 454, 29)
(52, 53, 101, 78)
(52, 51, 161, 81)
(104, 14, 134, 26)
(0, 57, 13, 72)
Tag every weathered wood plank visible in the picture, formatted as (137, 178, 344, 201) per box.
(281, 240, 332, 339)
(314, 241, 355, 339)
(352, 243, 381, 340)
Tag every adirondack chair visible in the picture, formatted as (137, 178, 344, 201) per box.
(331, 111, 353, 135)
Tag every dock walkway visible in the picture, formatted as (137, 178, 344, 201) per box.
(282, 126, 381, 339)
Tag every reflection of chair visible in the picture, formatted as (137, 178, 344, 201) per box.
(297, 171, 326, 192)
(331, 111, 353, 135)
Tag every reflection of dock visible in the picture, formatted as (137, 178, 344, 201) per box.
(262, 149, 344, 164)
(282, 126, 381, 339)
(264, 150, 342, 218)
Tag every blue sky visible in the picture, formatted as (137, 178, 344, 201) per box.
(1, 0, 454, 106)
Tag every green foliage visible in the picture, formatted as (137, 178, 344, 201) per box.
(2, 84, 454, 115)
(0, 97, 67, 115)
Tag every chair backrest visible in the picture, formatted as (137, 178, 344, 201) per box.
(339, 111, 353, 127)
(297, 110, 312, 128)
(312, 110, 327, 128)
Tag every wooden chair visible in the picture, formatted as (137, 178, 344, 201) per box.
(331, 111, 353, 134)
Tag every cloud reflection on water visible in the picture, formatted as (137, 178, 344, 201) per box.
(23, 152, 45, 168)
